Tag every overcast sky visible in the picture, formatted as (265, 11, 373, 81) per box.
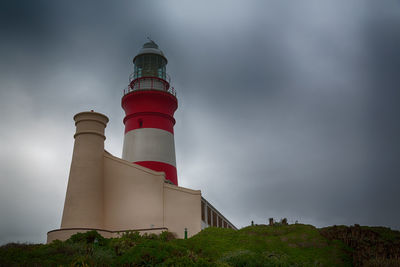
(1, 0, 399, 244)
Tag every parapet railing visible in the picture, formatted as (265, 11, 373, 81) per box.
(201, 197, 237, 230)
(129, 72, 171, 84)
(123, 76, 177, 97)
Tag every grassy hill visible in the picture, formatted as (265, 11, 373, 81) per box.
(1, 224, 399, 266)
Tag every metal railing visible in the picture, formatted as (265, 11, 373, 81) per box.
(123, 76, 177, 97)
(129, 71, 171, 84)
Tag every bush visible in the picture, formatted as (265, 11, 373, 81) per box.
(220, 250, 293, 267)
(159, 231, 177, 242)
(68, 230, 107, 246)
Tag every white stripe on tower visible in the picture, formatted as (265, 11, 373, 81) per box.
(122, 128, 176, 167)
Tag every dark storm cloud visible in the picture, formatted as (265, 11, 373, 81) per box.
(361, 3, 400, 226)
(1, 0, 399, 243)
(168, 0, 400, 229)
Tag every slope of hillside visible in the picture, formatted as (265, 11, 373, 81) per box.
(1, 224, 398, 266)
(183, 224, 352, 266)
(320, 224, 400, 266)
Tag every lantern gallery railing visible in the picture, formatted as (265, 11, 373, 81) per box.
(123, 76, 177, 97)
(129, 72, 171, 84)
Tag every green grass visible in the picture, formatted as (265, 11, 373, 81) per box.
(0, 225, 354, 266)
(185, 224, 352, 266)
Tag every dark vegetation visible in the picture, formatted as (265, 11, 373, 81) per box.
(1, 224, 399, 266)
(320, 224, 400, 266)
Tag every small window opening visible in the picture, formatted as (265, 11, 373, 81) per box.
(138, 119, 143, 128)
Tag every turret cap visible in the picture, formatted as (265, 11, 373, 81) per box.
(133, 39, 167, 63)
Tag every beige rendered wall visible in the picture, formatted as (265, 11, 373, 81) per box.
(103, 153, 166, 230)
(163, 184, 202, 238)
(61, 111, 108, 229)
(104, 153, 201, 238)
(103, 152, 202, 238)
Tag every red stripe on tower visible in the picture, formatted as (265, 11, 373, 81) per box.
(134, 161, 178, 185)
(121, 40, 179, 185)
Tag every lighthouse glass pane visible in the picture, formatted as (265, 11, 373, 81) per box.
(134, 55, 166, 79)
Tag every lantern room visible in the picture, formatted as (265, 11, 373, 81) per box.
(132, 40, 167, 80)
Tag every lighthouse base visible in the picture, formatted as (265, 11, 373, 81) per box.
(47, 112, 236, 243)
(48, 152, 202, 243)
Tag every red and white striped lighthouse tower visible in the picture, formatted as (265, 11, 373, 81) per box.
(121, 40, 178, 185)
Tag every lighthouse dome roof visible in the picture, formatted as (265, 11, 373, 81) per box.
(134, 40, 167, 63)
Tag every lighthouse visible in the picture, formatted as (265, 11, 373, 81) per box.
(47, 40, 237, 243)
(121, 40, 178, 185)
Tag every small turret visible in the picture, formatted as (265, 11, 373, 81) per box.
(61, 111, 109, 229)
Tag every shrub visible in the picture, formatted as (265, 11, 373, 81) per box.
(159, 231, 177, 242)
(68, 230, 107, 246)
(220, 250, 273, 267)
